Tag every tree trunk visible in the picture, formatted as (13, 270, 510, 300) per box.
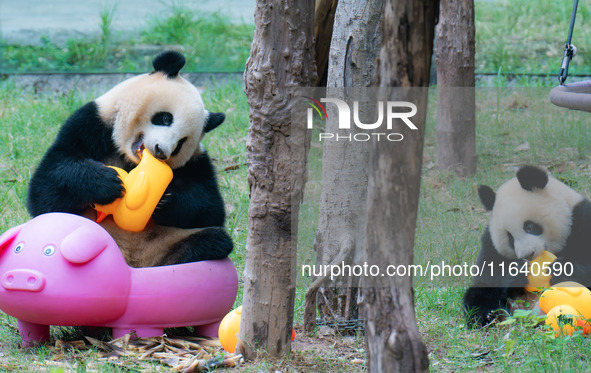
(314, 0, 338, 86)
(303, 0, 383, 332)
(239, 0, 316, 359)
(435, 0, 476, 176)
(363, 0, 438, 372)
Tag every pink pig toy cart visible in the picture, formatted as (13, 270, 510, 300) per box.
(0, 213, 238, 347)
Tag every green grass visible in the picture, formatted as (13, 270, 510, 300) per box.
(140, 9, 254, 72)
(417, 287, 591, 372)
(0, 82, 87, 231)
(476, 0, 591, 76)
(0, 7, 254, 73)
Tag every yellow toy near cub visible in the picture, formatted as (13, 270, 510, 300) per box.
(526, 250, 591, 336)
(94, 149, 173, 232)
(525, 250, 556, 293)
(540, 282, 591, 336)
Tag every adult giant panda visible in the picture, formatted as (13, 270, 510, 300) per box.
(27, 51, 233, 267)
(463, 165, 591, 326)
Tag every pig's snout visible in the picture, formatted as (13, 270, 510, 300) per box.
(1, 269, 46, 292)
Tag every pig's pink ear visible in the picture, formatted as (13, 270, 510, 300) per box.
(60, 226, 108, 264)
(0, 224, 24, 253)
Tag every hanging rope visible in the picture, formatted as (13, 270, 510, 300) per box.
(558, 0, 579, 84)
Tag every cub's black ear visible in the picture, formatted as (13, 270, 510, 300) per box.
(204, 112, 225, 133)
(517, 165, 548, 191)
(152, 51, 186, 78)
(478, 185, 496, 211)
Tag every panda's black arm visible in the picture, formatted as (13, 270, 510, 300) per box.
(553, 198, 591, 286)
(152, 153, 226, 229)
(27, 102, 125, 216)
(463, 228, 527, 326)
(27, 150, 125, 216)
(463, 286, 511, 327)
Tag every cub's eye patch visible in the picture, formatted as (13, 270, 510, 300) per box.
(524, 220, 543, 236)
(171, 137, 188, 157)
(152, 112, 173, 126)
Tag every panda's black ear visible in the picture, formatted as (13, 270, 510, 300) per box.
(517, 165, 548, 191)
(204, 112, 225, 133)
(152, 51, 186, 78)
(478, 185, 496, 211)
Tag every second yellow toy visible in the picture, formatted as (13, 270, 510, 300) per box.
(218, 306, 295, 353)
(540, 282, 591, 336)
(524, 250, 591, 336)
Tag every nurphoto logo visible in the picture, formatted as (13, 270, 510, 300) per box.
(304, 96, 418, 142)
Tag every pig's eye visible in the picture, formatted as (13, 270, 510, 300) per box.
(14, 243, 24, 254)
(43, 245, 56, 256)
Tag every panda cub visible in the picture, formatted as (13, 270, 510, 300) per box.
(27, 51, 233, 267)
(463, 165, 591, 326)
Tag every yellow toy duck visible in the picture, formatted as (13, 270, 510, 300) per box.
(526, 250, 591, 336)
(94, 149, 173, 232)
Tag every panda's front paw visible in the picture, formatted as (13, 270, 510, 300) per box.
(466, 306, 507, 328)
(91, 166, 125, 205)
(153, 193, 173, 220)
(155, 192, 172, 211)
(463, 286, 510, 328)
(464, 304, 491, 327)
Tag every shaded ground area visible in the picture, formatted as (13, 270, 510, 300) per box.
(0, 322, 366, 372)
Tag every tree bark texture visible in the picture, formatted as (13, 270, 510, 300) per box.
(363, 0, 438, 372)
(240, 0, 316, 359)
(303, 0, 383, 332)
(314, 0, 338, 86)
(435, 0, 476, 176)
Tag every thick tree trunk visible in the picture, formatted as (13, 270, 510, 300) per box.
(363, 0, 438, 372)
(303, 0, 383, 332)
(239, 0, 316, 359)
(435, 0, 476, 176)
(314, 0, 338, 86)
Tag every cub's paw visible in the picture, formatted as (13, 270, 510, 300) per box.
(159, 227, 234, 265)
(89, 165, 125, 205)
(465, 306, 506, 328)
(463, 287, 509, 328)
(155, 192, 173, 211)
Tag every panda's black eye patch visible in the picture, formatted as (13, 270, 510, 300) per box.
(152, 112, 173, 126)
(171, 137, 188, 157)
(524, 220, 543, 236)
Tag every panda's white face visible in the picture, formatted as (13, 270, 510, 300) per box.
(487, 175, 582, 260)
(95, 71, 207, 169)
